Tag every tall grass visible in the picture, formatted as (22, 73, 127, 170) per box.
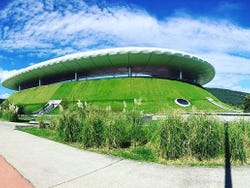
(0, 102, 19, 122)
(57, 110, 82, 142)
(83, 111, 106, 148)
(158, 115, 189, 159)
(105, 114, 131, 148)
(53, 100, 249, 164)
(188, 114, 222, 160)
(228, 120, 247, 163)
(126, 110, 146, 147)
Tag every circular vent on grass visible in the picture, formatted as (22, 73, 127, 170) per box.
(174, 98, 191, 107)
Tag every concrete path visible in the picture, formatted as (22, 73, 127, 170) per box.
(0, 121, 249, 188)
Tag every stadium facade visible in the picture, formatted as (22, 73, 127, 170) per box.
(2, 47, 215, 90)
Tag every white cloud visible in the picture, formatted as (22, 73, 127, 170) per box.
(0, 68, 14, 82)
(0, 1, 249, 55)
(205, 73, 250, 93)
(0, 0, 249, 92)
(0, 93, 10, 99)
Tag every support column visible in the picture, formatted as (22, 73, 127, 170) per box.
(75, 72, 79, 81)
(18, 84, 21, 91)
(38, 78, 42, 86)
(128, 67, 132, 77)
(179, 70, 183, 80)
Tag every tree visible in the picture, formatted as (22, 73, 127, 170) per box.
(243, 95, 250, 112)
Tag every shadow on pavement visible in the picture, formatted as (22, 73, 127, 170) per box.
(224, 122, 232, 188)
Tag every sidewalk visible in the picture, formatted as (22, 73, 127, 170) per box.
(0, 121, 249, 188)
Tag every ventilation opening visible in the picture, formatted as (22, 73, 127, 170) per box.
(174, 98, 191, 107)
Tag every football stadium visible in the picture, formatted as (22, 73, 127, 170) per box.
(1, 47, 228, 113)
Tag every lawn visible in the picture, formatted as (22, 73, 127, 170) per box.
(8, 78, 226, 113)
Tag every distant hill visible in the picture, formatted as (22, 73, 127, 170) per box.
(0, 99, 5, 104)
(206, 88, 249, 107)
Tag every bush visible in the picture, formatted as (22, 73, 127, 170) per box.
(243, 95, 250, 112)
(82, 112, 106, 147)
(157, 114, 223, 160)
(142, 121, 158, 144)
(0, 102, 19, 122)
(48, 118, 58, 130)
(158, 115, 189, 159)
(39, 121, 47, 129)
(57, 111, 82, 142)
(126, 110, 146, 147)
(106, 114, 131, 148)
(188, 114, 222, 160)
(228, 121, 247, 163)
(51, 100, 249, 164)
(16, 105, 24, 115)
(82, 119, 95, 147)
(1, 110, 18, 122)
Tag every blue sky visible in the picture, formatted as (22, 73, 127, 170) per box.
(0, 0, 250, 98)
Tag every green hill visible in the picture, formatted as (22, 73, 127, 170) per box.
(7, 78, 228, 113)
(206, 88, 249, 107)
(0, 99, 5, 104)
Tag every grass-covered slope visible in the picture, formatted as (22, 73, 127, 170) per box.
(8, 78, 226, 113)
(206, 87, 249, 107)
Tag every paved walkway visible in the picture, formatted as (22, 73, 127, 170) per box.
(0, 121, 249, 188)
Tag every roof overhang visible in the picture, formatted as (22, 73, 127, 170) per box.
(1, 47, 215, 90)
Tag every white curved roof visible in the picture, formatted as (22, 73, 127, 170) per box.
(2, 47, 215, 90)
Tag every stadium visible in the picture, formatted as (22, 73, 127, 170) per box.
(2, 47, 214, 90)
(1, 47, 227, 113)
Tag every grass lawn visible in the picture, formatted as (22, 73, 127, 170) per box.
(8, 78, 228, 113)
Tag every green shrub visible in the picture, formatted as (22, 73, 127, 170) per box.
(47, 100, 250, 164)
(82, 119, 95, 147)
(0, 102, 19, 122)
(106, 114, 131, 148)
(246, 121, 250, 146)
(92, 115, 105, 147)
(243, 95, 250, 112)
(57, 111, 82, 142)
(1, 110, 18, 122)
(188, 114, 222, 160)
(39, 121, 46, 129)
(126, 110, 146, 147)
(158, 115, 189, 159)
(142, 121, 158, 144)
(82, 112, 106, 147)
(228, 120, 247, 163)
(47, 118, 58, 130)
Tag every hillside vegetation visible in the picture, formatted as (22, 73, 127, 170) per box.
(0, 99, 5, 104)
(8, 78, 226, 113)
(206, 88, 249, 107)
